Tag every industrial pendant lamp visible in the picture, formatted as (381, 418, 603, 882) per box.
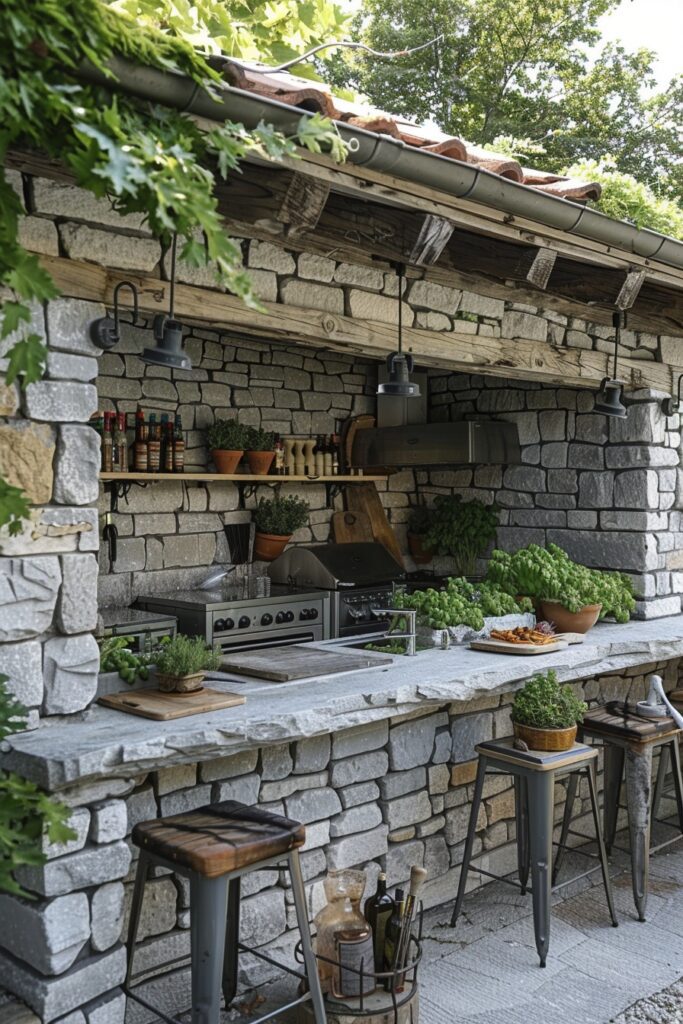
(594, 310, 627, 419)
(142, 234, 192, 371)
(377, 263, 420, 398)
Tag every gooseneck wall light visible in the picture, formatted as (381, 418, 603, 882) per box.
(376, 263, 421, 399)
(594, 310, 627, 419)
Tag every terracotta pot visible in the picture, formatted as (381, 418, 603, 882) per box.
(538, 601, 602, 634)
(156, 671, 205, 694)
(407, 532, 434, 564)
(247, 450, 275, 475)
(212, 449, 243, 474)
(253, 531, 292, 561)
(513, 721, 577, 752)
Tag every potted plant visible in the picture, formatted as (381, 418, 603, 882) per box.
(154, 635, 222, 694)
(253, 494, 309, 561)
(206, 419, 249, 474)
(245, 426, 276, 475)
(407, 505, 434, 564)
(423, 495, 499, 578)
(511, 670, 587, 751)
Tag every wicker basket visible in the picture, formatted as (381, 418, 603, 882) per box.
(513, 721, 577, 752)
(156, 671, 205, 694)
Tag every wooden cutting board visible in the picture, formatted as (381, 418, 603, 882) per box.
(341, 414, 375, 472)
(344, 481, 405, 569)
(99, 687, 246, 720)
(332, 510, 374, 544)
(469, 639, 569, 655)
(220, 645, 392, 682)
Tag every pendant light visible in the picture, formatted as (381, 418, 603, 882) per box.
(142, 234, 192, 371)
(377, 263, 420, 398)
(594, 310, 627, 418)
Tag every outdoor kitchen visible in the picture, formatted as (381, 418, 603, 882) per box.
(2, 37, 683, 1024)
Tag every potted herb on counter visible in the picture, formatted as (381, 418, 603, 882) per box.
(407, 505, 434, 564)
(253, 494, 309, 561)
(423, 495, 499, 578)
(512, 670, 587, 751)
(245, 426, 276, 475)
(155, 635, 221, 693)
(206, 419, 249, 474)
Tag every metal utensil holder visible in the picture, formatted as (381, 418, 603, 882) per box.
(295, 907, 423, 1023)
(372, 608, 418, 656)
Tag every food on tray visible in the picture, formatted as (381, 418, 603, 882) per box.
(488, 626, 558, 646)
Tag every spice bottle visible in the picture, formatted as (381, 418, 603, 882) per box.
(314, 435, 325, 476)
(147, 413, 161, 471)
(164, 420, 174, 472)
(173, 414, 184, 473)
(101, 412, 113, 472)
(114, 413, 128, 472)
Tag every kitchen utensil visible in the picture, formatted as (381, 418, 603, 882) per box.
(98, 686, 246, 719)
(394, 865, 427, 984)
(345, 482, 405, 569)
(332, 510, 374, 545)
(219, 645, 392, 682)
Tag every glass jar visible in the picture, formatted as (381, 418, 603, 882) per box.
(313, 871, 367, 993)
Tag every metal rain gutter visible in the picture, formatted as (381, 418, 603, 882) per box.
(77, 56, 683, 274)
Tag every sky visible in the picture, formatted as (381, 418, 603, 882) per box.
(598, 0, 683, 87)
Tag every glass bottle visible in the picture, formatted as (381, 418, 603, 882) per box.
(323, 435, 333, 476)
(101, 411, 113, 472)
(364, 872, 395, 972)
(274, 435, 285, 475)
(313, 872, 367, 994)
(114, 413, 128, 472)
(173, 414, 185, 473)
(383, 888, 404, 980)
(164, 421, 174, 472)
(314, 435, 325, 476)
(147, 413, 160, 471)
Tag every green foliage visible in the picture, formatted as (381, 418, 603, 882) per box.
(487, 543, 636, 623)
(154, 635, 221, 677)
(422, 495, 499, 577)
(206, 418, 250, 451)
(408, 505, 432, 537)
(98, 635, 152, 684)
(245, 426, 276, 452)
(512, 670, 587, 730)
(0, 677, 76, 897)
(392, 577, 533, 631)
(565, 159, 683, 239)
(0, 479, 32, 537)
(253, 495, 309, 535)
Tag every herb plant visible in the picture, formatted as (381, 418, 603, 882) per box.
(423, 496, 500, 577)
(392, 577, 533, 631)
(512, 671, 587, 730)
(155, 635, 221, 677)
(0, 676, 76, 896)
(487, 543, 636, 623)
(206, 419, 249, 451)
(408, 505, 433, 536)
(99, 635, 152, 684)
(253, 495, 309, 535)
(245, 427, 276, 452)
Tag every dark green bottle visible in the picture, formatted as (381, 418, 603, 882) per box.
(364, 872, 395, 973)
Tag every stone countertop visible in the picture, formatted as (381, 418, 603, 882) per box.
(5, 616, 683, 791)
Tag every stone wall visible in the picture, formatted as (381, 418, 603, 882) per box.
(0, 664, 675, 1023)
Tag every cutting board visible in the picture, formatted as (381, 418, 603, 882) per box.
(332, 510, 374, 544)
(220, 645, 392, 682)
(344, 481, 405, 569)
(341, 414, 375, 472)
(99, 687, 246, 720)
(469, 639, 569, 655)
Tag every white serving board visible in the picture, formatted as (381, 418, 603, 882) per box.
(469, 638, 570, 655)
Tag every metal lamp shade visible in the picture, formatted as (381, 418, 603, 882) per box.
(594, 378, 627, 418)
(377, 352, 421, 398)
(142, 317, 192, 371)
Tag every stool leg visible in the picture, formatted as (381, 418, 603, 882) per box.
(551, 772, 579, 887)
(624, 745, 653, 923)
(525, 772, 554, 968)
(604, 743, 625, 855)
(125, 850, 151, 988)
(222, 877, 241, 1007)
(514, 777, 529, 895)
(450, 756, 487, 928)
(190, 874, 230, 1024)
(288, 849, 327, 1024)
(669, 738, 683, 833)
(652, 745, 669, 822)
(586, 763, 618, 928)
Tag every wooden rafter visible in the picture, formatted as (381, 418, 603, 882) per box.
(409, 215, 455, 266)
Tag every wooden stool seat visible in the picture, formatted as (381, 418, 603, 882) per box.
(476, 737, 598, 771)
(582, 702, 678, 743)
(132, 800, 306, 878)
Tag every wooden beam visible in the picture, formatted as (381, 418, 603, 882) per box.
(41, 254, 673, 392)
(616, 269, 646, 310)
(279, 173, 330, 238)
(522, 247, 557, 290)
(409, 214, 455, 266)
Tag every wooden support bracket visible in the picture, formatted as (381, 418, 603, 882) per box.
(279, 173, 330, 238)
(409, 214, 454, 266)
(616, 268, 647, 310)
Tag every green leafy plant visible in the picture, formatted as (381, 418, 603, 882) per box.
(486, 543, 636, 623)
(206, 419, 250, 451)
(99, 635, 152, 684)
(423, 495, 500, 577)
(154, 635, 221, 677)
(253, 495, 309, 535)
(408, 505, 433, 536)
(245, 426, 276, 452)
(512, 670, 587, 730)
(392, 577, 533, 631)
(0, 676, 76, 896)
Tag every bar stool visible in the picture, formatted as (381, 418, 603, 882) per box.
(553, 702, 683, 922)
(126, 799, 327, 1024)
(450, 737, 617, 967)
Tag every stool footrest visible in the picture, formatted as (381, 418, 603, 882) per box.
(236, 940, 307, 983)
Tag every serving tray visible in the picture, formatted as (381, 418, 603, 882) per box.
(469, 638, 569, 655)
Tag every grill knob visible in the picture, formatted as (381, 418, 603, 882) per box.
(299, 608, 309, 620)
(238, 615, 251, 629)
(261, 613, 273, 626)
(308, 608, 318, 620)
(214, 618, 226, 632)
(224, 618, 235, 630)
(285, 610, 295, 623)
(275, 611, 286, 624)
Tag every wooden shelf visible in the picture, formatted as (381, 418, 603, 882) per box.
(99, 472, 386, 483)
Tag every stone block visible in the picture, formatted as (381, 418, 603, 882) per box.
(126, 786, 158, 831)
(610, 402, 665, 444)
(301, 820, 330, 851)
(199, 749, 258, 783)
(42, 808, 90, 860)
(0, 420, 55, 505)
(54, 426, 100, 505)
(23, 382, 97, 424)
(261, 743, 293, 780)
(45, 300, 103, 358)
(339, 781, 381, 809)
(0, 946, 126, 1022)
(0, 556, 61, 642)
(285, 787, 341, 824)
(486, 788, 515, 824)
(281, 280, 343, 314)
(56, 554, 98, 634)
(329, 802, 383, 837)
(298, 253, 335, 281)
(213, 773, 260, 805)
(332, 720, 388, 759)
(349, 290, 411, 325)
(540, 443, 568, 468)
(547, 528, 657, 572)
(46, 352, 98, 382)
(451, 713, 493, 763)
(451, 760, 478, 787)
(388, 712, 444, 770)
(428, 764, 450, 794)
(59, 223, 160, 271)
(0, 506, 98, 558)
(123, 877, 177, 941)
(334, 263, 385, 289)
(293, 734, 330, 773)
(379, 767, 426, 801)
(458, 291, 504, 318)
(0, 892, 90, 975)
(502, 466, 545, 492)
(84, 991, 125, 1024)
(383, 791, 432, 831)
(43, 634, 99, 714)
(18, 214, 59, 256)
(260, 771, 327, 802)
(241, 889, 287, 947)
(385, 839, 424, 887)
(248, 240, 295, 274)
(90, 801, 127, 844)
(90, 882, 125, 952)
(155, 764, 197, 796)
(330, 750, 389, 787)
(416, 311, 451, 331)
(501, 311, 547, 341)
(0, 638, 43, 707)
(579, 472, 614, 508)
(614, 469, 659, 510)
(568, 443, 604, 469)
(408, 279, 461, 314)
(17, 841, 131, 898)
(162, 534, 215, 569)
(0, 378, 19, 416)
(327, 824, 389, 871)
(32, 178, 148, 232)
(158, 785, 211, 817)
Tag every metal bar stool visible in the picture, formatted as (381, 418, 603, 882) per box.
(126, 799, 327, 1024)
(450, 737, 617, 968)
(553, 701, 683, 922)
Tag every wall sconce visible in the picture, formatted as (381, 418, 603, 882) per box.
(594, 310, 627, 419)
(89, 281, 139, 349)
(663, 376, 682, 417)
(377, 263, 420, 399)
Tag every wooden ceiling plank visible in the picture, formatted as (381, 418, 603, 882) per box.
(409, 214, 455, 266)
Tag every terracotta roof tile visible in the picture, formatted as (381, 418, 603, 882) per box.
(222, 61, 601, 203)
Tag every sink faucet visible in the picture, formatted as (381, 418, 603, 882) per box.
(372, 607, 418, 656)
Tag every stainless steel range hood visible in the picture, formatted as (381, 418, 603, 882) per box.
(351, 420, 521, 468)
